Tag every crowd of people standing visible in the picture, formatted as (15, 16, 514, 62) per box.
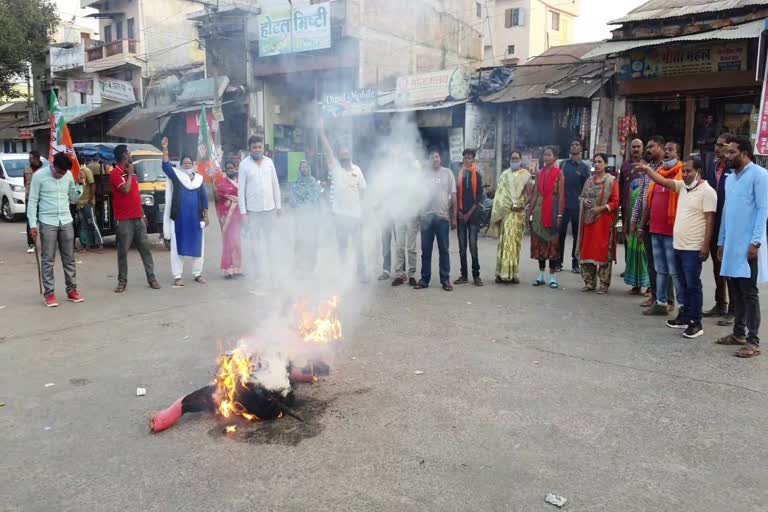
(21, 126, 768, 358)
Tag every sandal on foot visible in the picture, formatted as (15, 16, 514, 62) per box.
(532, 279, 546, 287)
(413, 283, 427, 290)
(114, 282, 126, 293)
(597, 287, 609, 295)
(735, 344, 761, 358)
(715, 334, 746, 346)
(549, 281, 558, 289)
(173, 278, 185, 288)
(194, 276, 207, 284)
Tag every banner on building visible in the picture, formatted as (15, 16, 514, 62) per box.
(186, 110, 218, 134)
(72, 79, 93, 95)
(98, 78, 136, 103)
(755, 61, 768, 155)
(49, 90, 81, 182)
(395, 67, 470, 107)
(622, 42, 748, 80)
(257, 2, 331, 57)
(321, 89, 377, 117)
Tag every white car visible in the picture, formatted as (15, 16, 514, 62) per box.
(0, 153, 49, 222)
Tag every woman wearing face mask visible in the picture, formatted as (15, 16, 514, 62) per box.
(161, 137, 209, 287)
(576, 153, 620, 294)
(489, 151, 532, 284)
(214, 160, 242, 279)
(529, 147, 565, 288)
(290, 160, 322, 273)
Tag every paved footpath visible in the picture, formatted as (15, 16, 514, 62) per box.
(1, 220, 766, 512)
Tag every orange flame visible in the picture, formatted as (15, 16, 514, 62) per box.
(213, 348, 257, 421)
(295, 297, 343, 344)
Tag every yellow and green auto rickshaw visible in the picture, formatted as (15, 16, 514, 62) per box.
(73, 143, 168, 241)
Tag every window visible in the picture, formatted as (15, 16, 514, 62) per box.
(127, 18, 135, 40)
(104, 25, 112, 43)
(506, 45, 515, 55)
(476, 2, 482, 18)
(115, 21, 123, 41)
(505, 8, 523, 27)
(551, 11, 560, 31)
(80, 92, 87, 104)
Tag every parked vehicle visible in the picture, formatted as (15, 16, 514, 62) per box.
(0, 153, 49, 222)
(72, 143, 167, 240)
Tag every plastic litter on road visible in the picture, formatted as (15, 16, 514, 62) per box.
(545, 494, 567, 507)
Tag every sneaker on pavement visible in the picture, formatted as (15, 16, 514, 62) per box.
(643, 304, 669, 316)
(683, 322, 704, 339)
(666, 314, 688, 329)
(26, 245, 35, 254)
(474, 276, 484, 286)
(67, 290, 84, 303)
(44, 294, 59, 308)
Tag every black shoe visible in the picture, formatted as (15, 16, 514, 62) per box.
(703, 306, 726, 318)
(473, 276, 484, 287)
(408, 277, 418, 287)
(666, 314, 688, 329)
(442, 282, 453, 291)
(391, 277, 405, 286)
(454, 276, 469, 285)
(683, 322, 704, 339)
(717, 314, 735, 326)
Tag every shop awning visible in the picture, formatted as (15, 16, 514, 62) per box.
(107, 106, 171, 141)
(69, 101, 138, 124)
(374, 99, 467, 114)
(583, 18, 767, 59)
(481, 61, 613, 103)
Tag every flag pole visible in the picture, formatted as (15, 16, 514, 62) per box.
(33, 237, 43, 295)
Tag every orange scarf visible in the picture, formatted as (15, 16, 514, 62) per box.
(647, 161, 683, 225)
(457, 166, 478, 212)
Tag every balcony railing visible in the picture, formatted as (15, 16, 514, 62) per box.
(86, 39, 139, 62)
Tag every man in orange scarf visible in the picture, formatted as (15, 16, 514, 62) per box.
(455, 148, 485, 286)
(640, 142, 684, 316)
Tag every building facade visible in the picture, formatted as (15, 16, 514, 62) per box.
(482, 0, 580, 66)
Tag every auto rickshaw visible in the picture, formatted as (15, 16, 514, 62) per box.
(73, 143, 168, 245)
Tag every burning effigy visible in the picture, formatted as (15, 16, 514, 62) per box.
(149, 297, 341, 433)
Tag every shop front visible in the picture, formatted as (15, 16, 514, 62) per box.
(585, 20, 765, 159)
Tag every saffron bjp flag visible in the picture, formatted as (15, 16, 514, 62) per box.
(49, 90, 81, 183)
(196, 106, 221, 183)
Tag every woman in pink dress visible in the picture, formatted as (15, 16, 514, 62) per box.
(214, 161, 242, 278)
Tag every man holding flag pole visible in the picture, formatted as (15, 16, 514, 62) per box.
(26, 91, 85, 307)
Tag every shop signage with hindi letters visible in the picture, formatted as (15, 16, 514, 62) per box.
(98, 78, 136, 103)
(258, 2, 331, 57)
(321, 89, 377, 117)
(623, 42, 747, 80)
(755, 62, 768, 155)
(449, 128, 465, 163)
(395, 67, 470, 107)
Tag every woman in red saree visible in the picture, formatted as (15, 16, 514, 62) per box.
(214, 161, 242, 278)
(529, 147, 565, 288)
(576, 153, 619, 294)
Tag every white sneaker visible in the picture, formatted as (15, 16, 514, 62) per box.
(26, 245, 34, 254)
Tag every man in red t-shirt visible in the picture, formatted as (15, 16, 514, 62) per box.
(639, 142, 684, 316)
(110, 144, 161, 293)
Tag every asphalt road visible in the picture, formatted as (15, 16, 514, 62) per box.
(1, 218, 766, 512)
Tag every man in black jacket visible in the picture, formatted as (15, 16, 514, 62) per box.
(703, 132, 735, 325)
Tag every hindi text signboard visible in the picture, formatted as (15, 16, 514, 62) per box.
(258, 2, 331, 57)
(622, 42, 748, 80)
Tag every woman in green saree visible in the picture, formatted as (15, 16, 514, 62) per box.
(489, 151, 532, 284)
